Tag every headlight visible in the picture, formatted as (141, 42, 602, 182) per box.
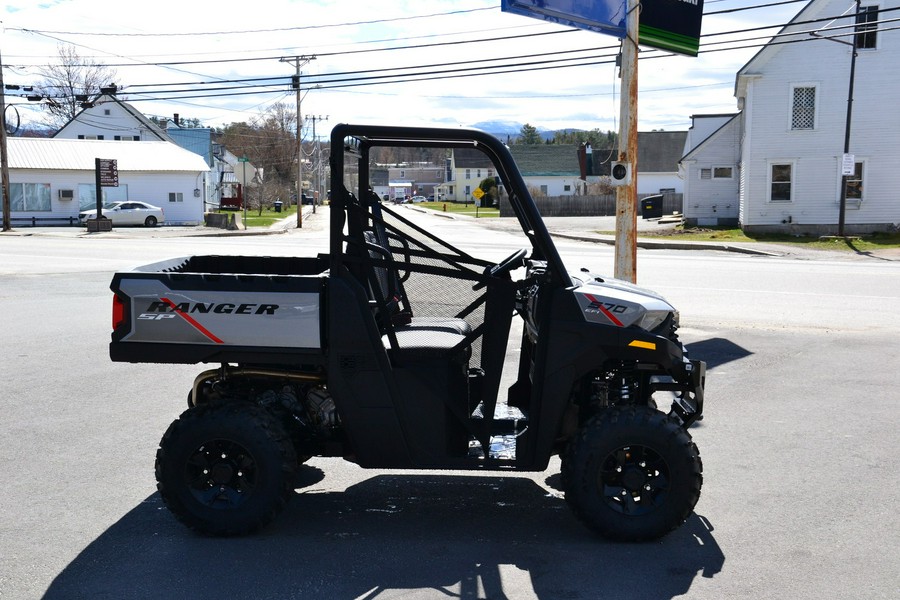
(638, 309, 674, 333)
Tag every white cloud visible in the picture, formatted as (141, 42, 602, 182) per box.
(2, 0, 806, 134)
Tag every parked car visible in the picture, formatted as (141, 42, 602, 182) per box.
(79, 201, 165, 227)
(411, 195, 427, 203)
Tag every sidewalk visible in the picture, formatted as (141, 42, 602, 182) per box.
(0, 205, 322, 239)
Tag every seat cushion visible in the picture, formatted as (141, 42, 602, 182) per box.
(382, 326, 469, 361)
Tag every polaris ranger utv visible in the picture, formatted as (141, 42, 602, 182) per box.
(109, 124, 705, 541)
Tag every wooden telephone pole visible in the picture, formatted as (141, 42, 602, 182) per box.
(280, 55, 315, 228)
(614, 0, 640, 283)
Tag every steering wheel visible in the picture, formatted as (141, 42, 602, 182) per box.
(474, 248, 528, 290)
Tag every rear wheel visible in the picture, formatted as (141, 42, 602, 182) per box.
(562, 406, 702, 541)
(155, 402, 297, 536)
(144, 215, 158, 227)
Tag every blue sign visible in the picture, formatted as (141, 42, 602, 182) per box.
(501, 0, 627, 38)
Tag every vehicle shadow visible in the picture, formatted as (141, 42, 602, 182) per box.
(686, 337, 753, 370)
(45, 467, 724, 600)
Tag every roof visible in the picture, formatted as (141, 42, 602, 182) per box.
(634, 131, 689, 172)
(53, 94, 173, 142)
(5, 138, 211, 172)
(453, 147, 492, 168)
(507, 131, 688, 177)
(509, 145, 579, 176)
(735, 0, 818, 95)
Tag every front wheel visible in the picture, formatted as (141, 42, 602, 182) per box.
(562, 406, 702, 542)
(155, 402, 298, 536)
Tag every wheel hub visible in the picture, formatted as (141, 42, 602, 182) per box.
(210, 461, 235, 485)
(621, 467, 647, 491)
(185, 439, 256, 508)
(599, 444, 670, 516)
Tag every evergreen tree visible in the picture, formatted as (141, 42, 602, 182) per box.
(518, 123, 542, 145)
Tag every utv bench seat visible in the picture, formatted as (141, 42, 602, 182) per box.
(382, 327, 469, 362)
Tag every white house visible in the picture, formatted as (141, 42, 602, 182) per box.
(5, 138, 211, 225)
(680, 114, 742, 226)
(735, 0, 900, 234)
(53, 92, 174, 142)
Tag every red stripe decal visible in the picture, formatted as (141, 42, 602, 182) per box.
(584, 294, 624, 327)
(161, 297, 225, 344)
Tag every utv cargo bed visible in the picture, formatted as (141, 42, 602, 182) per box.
(110, 254, 328, 366)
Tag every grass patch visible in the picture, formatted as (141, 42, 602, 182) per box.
(417, 201, 499, 218)
(629, 225, 900, 252)
(219, 205, 298, 228)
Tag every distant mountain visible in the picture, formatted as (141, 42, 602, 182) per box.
(469, 120, 527, 137)
(468, 121, 585, 143)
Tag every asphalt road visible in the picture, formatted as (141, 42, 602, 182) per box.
(1, 209, 898, 599)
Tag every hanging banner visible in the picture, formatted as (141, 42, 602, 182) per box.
(639, 0, 705, 57)
(501, 0, 627, 38)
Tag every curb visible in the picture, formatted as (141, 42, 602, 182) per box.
(550, 232, 781, 256)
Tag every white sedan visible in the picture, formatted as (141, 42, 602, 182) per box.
(79, 201, 165, 227)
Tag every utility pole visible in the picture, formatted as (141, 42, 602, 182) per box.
(614, 0, 640, 283)
(808, 0, 862, 238)
(308, 115, 328, 213)
(280, 55, 315, 228)
(838, 0, 861, 237)
(1, 46, 11, 232)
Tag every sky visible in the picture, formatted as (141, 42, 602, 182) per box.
(1, 0, 810, 137)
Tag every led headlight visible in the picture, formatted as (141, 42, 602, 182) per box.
(638, 309, 676, 333)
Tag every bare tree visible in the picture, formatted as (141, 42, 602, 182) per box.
(35, 44, 118, 130)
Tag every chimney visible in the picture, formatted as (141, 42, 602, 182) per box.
(174, 113, 180, 126)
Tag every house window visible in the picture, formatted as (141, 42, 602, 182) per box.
(856, 6, 879, 49)
(563, 184, 571, 192)
(540, 185, 549, 195)
(476, 169, 482, 178)
(845, 161, 864, 201)
(78, 183, 127, 210)
(770, 163, 793, 202)
(713, 166, 733, 179)
(791, 86, 816, 130)
(465, 169, 471, 180)
(169, 192, 184, 203)
(10, 183, 51, 211)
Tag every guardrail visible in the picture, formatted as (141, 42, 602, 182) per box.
(10, 216, 81, 227)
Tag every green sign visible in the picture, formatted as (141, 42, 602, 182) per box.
(639, 0, 704, 57)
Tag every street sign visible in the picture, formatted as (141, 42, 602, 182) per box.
(501, 0, 626, 38)
(97, 158, 119, 187)
(841, 153, 856, 176)
(472, 187, 485, 200)
(639, 0, 705, 57)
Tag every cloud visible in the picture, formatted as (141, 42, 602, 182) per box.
(2, 0, 806, 134)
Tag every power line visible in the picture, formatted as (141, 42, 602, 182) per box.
(9, 6, 496, 38)
(8, 3, 897, 116)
